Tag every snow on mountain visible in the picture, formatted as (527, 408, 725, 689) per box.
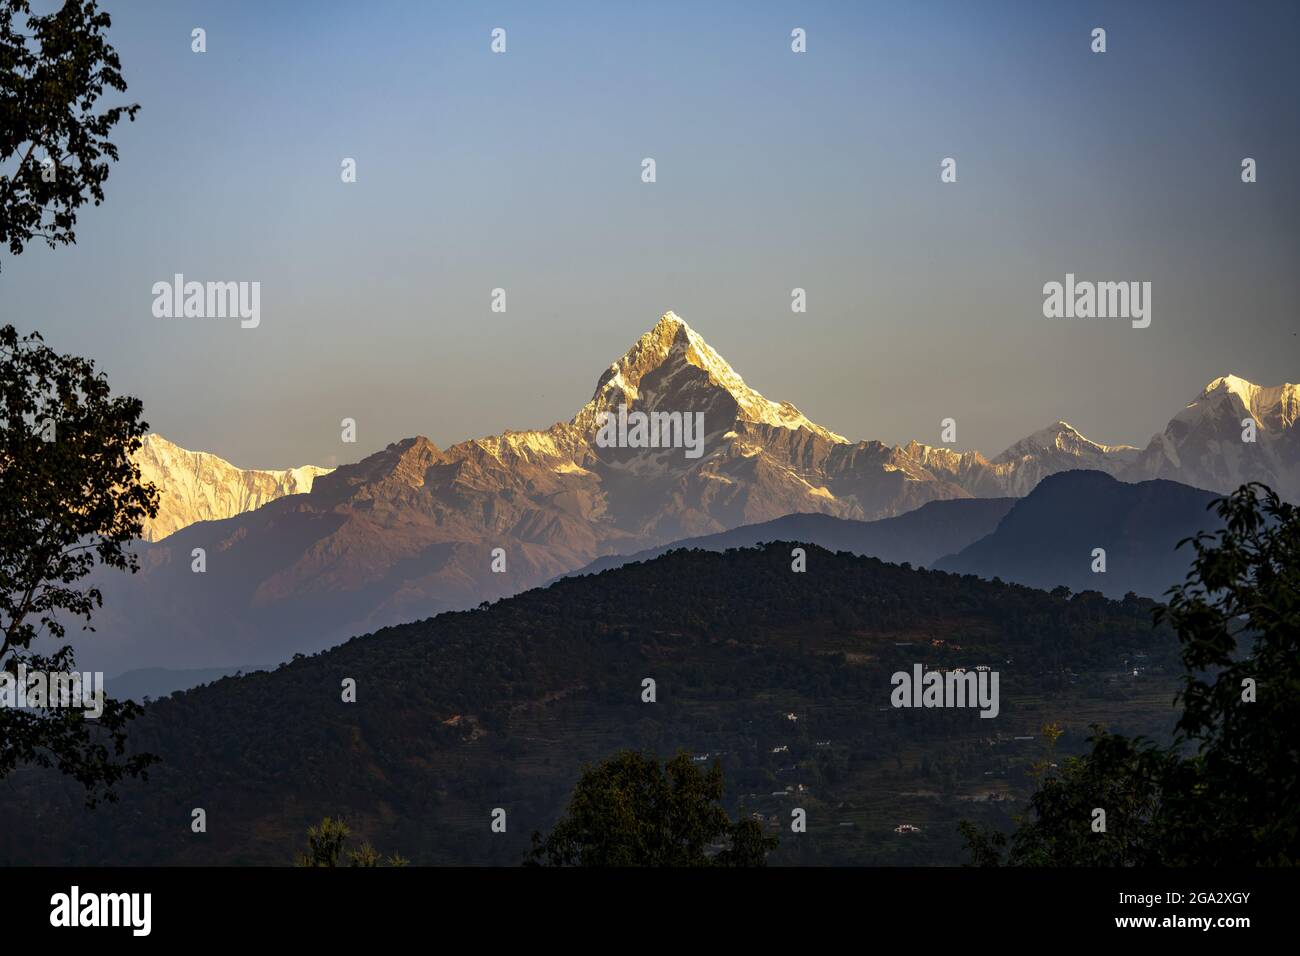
(994, 420, 1139, 464)
(985, 421, 1139, 495)
(1123, 374, 1299, 500)
(133, 433, 333, 541)
(893, 420, 1137, 499)
(132, 328, 1292, 548)
(571, 311, 848, 443)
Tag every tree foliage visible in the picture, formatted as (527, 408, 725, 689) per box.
(962, 484, 1299, 865)
(296, 816, 408, 867)
(0, 324, 158, 803)
(0, 0, 138, 267)
(526, 750, 777, 866)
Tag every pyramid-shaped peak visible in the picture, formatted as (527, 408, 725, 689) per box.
(1031, 420, 1136, 452)
(576, 311, 848, 443)
(593, 310, 737, 398)
(1031, 420, 1084, 441)
(993, 420, 1136, 463)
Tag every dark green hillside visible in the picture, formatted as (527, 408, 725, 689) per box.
(0, 544, 1182, 866)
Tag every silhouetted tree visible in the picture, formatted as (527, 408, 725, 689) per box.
(1, 0, 138, 268)
(298, 817, 349, 867)
(526, 750, 777, 866)
(0, 324, 158, 804)
(296, 817, 408, 867)
(961, 483, 1299, 865)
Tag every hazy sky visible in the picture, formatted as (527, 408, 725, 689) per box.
(2, 0, 1297, 468)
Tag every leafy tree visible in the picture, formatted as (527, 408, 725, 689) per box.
(1, 0, 138, 268)
(0, 324, 158, 804)
(526, 750, 778, 866)
(297, 817, 349, 868)
(961, 484, 1299, 865)
(296, 817, 407, 867)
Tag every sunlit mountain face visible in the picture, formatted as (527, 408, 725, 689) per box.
(132, 433, 332, 542)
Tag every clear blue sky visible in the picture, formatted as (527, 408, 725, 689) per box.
(2, 0, 1296, 468)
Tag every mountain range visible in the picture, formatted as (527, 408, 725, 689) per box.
(83, 312, 1294, 673)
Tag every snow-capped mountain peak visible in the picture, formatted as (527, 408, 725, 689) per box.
(133, 434, 333, 541)
(1192, 374, 1299, 430)
(993, 420, 1138, 464)
(1204, 373, 1259, 406)
(1124, 374, 1299, 500)
(574, 310, 847, 443)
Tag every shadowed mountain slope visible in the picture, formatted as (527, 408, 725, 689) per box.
(563, 496, 1017, 579)
(934, 471, 1222, 599)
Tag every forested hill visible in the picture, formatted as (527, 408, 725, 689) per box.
(0, 544, 1180, 866)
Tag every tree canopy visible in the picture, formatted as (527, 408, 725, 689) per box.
(0, 324, 158, 804)
(962, 483, 1299, 865)
(1, 0, 138, 268)
(296, 817, 408, 867)
(527, 750, 777, 866)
